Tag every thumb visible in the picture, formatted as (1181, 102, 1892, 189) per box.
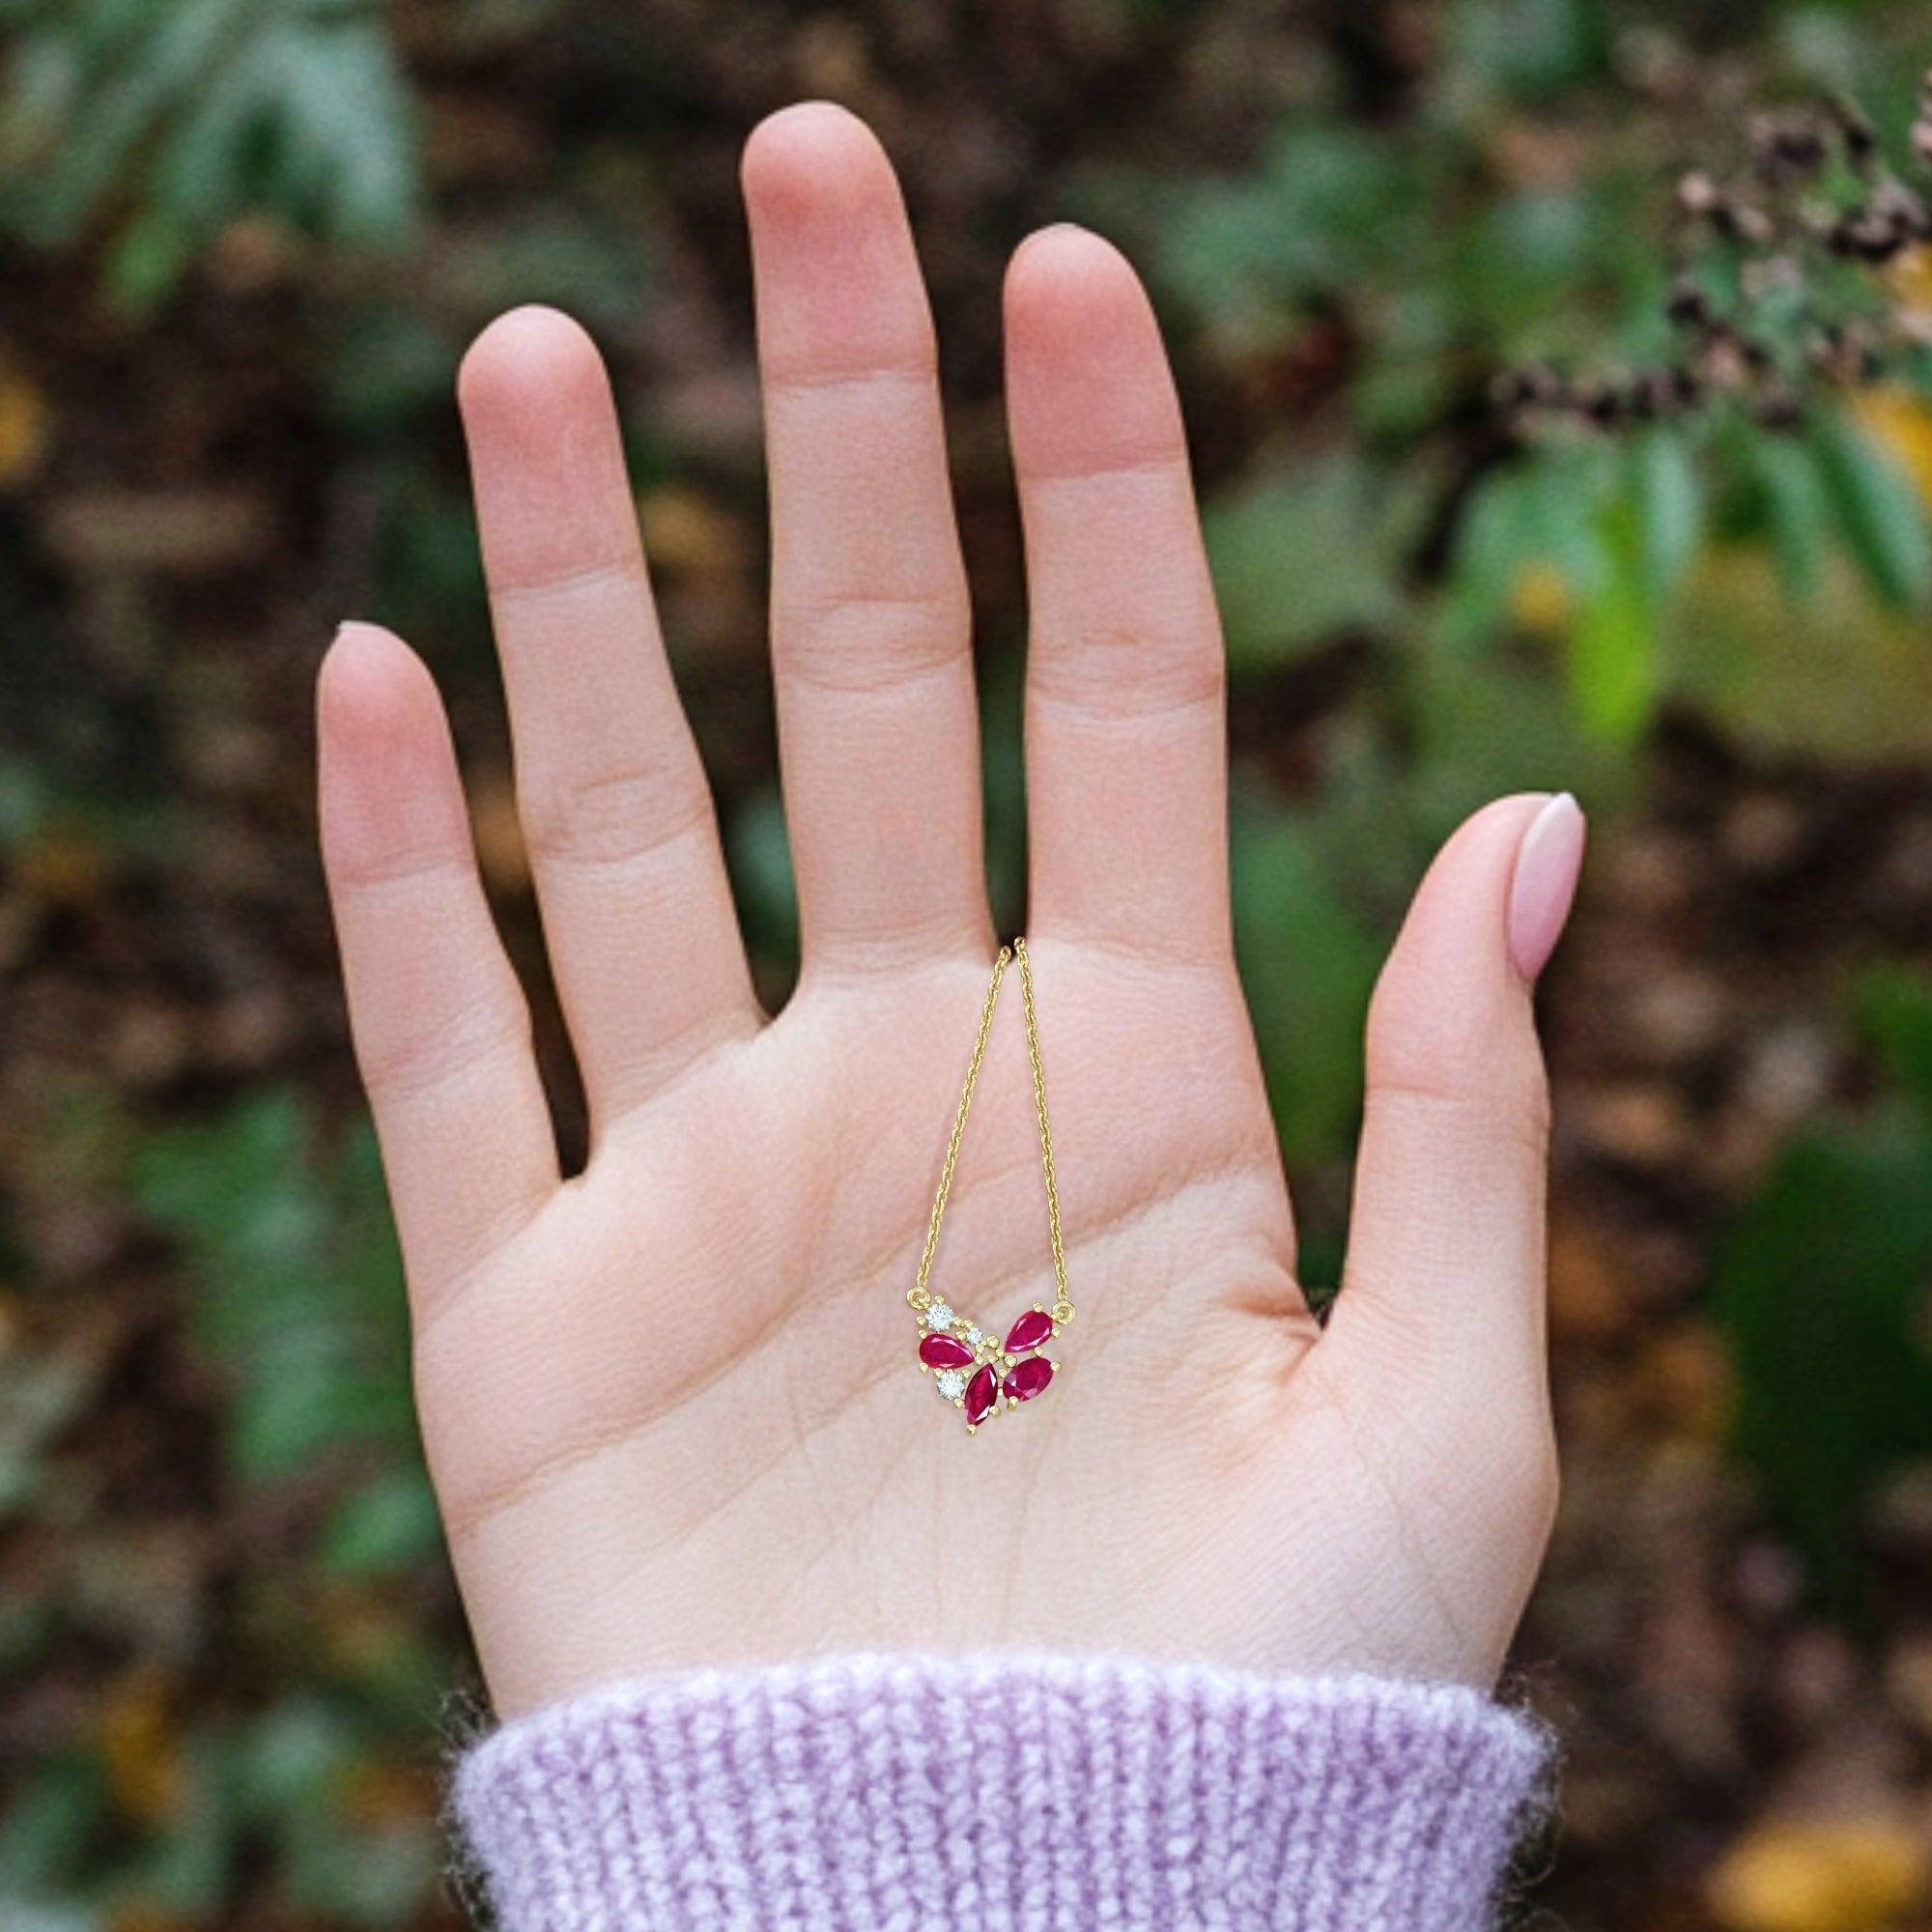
(1321, 791, 1584, 1423)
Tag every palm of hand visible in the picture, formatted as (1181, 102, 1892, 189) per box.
(320, 104, 1566, 1719)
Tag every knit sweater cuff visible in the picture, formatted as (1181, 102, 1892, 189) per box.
(450, 1650, 1554, 1932)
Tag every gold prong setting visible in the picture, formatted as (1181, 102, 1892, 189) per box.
(916, 1299, 1063, 1433)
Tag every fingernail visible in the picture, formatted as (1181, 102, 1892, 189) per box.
(1507, 792, 1587, 982)
(1015, 220, 1096, 263)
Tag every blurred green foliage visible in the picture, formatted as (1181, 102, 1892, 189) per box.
(133, 1093, 436, 1576)
(1138, 11, 1932, 760)
(4, 0, 1932, 1923)
(0, 0, 421, 311)
(1716, 963, 1932, 1614)
(1, 1093, 450, 1927)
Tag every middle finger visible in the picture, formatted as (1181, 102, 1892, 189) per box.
(742, 103, 993, 982)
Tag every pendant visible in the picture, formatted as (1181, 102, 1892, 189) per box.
(914, 1298, 1063, 1433)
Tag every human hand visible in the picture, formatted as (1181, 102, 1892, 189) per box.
(317, 100, 1581, 1720)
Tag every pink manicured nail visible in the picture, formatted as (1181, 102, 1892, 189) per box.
(1507, 792, 1587, 981)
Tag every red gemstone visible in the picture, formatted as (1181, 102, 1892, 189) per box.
(920, 1332, 975, 1370)
(964, 1365, 1000, 1427)
(1004, 1309, 1055, 1354)
(1003, 1355, 1055, 1404)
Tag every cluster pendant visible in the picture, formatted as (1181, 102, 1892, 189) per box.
(909, 938, 1073, 1437)
(915, 1300, 1062, 1434)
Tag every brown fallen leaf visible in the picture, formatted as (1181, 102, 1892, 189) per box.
(1708, 1818, 1926, 1932)
(0, 363, 48, 489)
(1548, 1210, 1639, 1344)
(469, 771, 530, 895)
(99, 1667, 183, 1828)
(639, 485, 751, 580)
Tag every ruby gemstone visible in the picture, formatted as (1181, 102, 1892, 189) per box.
(920, 1333, 975, 1371)
(964, 1365, 1000, 1427)
(1004, 1309, 1055, 1354)
(1003, 1355, 1054, 1404)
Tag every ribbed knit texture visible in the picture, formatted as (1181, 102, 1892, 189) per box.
(451, 1650, 1552, 1931)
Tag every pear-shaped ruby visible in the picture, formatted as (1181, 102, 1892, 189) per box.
(964, 1364, 1000, 1427)
(1004, 1309, 1055, 1354)
(920, 1332, 975, 1371)
(1003, 1354, 1054, 1404)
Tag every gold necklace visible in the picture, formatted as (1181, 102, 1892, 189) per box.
(907, 936, 1075, 1434)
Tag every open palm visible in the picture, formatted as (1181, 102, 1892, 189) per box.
(318, 102, 1572, 1720)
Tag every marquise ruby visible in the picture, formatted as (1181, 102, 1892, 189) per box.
(919, 1332, 975, 1371)
(1004, 1309, 1055, 1354)
(964, 1364, 1001, 1427)
(1003, 1354, 1054, 1404)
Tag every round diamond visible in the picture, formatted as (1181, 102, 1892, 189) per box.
(966, 1326, 982, 1343)
(927, 1302, 954, 1331)
(935, 1368, 967, 1402)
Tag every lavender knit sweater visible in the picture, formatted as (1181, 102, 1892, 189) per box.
(452, 1651, 1553, 1931)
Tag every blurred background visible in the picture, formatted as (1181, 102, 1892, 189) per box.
(6, 0, 1932, 1926)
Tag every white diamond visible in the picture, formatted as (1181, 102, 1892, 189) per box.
(935, 1369, 967, 1402)
(966, 1326, 981, 1343)
(927, 1302, 954, 1331)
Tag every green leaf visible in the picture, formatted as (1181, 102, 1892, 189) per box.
(1564, 477, 1662, 743)
(1463, 433, 1696, 744)
(0, 0, 422, 293)
(0, 1902, 94, 1932)
(1447, 0, 1611, 100)
(17, 0, 251, 245)
(1812, 408, 1932, 611)
(1747, 429, 1832, 602)
(727, 783, 799, 967)
(1632, 424, 1703, 604)
(0, 1751, 108, 1893)
(1439, 442, 1616, 655)
(1155, 121, 1424, 325)
(236, 1701, 356, 1817)
(259, 14, 420, 243)
(132, 1091, 414, 1486)
(106, 204, 198, 312)
(1205, 454, 1416, 668)
(1230, 792, 1381, 1164)
(1851, 961, 1932, 1122)
(321, 1467, 441, 1578)
(1714, 1105, 1932, 1611)
(1437, 467, 1535, 654)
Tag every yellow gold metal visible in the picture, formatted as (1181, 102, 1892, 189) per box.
(910, 945, 1012, 1309)
(1012, 938, 1074, 1327)
(904, 935, 1074, 1360)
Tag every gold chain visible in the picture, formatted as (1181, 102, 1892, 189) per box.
(907, 936, 1075, 1327)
